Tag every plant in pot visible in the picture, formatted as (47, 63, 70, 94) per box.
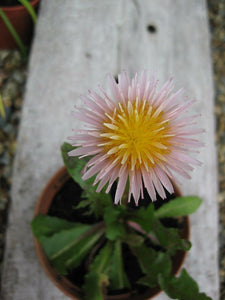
(0, 0, 39, 55)
(31, 71, 212, 300)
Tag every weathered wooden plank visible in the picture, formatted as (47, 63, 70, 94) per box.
(1, 0, 218, 299)
(1, 0, 123, 299)
(119, 1, 218, 299)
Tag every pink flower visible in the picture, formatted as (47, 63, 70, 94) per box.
(69, 71, 203, 205)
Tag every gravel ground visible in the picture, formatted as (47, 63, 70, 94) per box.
(0, 50, 27, 287)
(0, 0, 224, 297)
(208, 1, 225, 299)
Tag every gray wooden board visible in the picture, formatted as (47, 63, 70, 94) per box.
(1, 0, 218, 299)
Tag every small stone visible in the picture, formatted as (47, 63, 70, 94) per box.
(218, 94, 225, 103)
(3, 124, 16, 136)
(0, 71, 7, 87)
(4, 51, 24, 71)
(218, 192, 225, 203)
(0, 196, 7, 210)
(0, 143, 4, 155)
(0, 152, 10, 165)
(8, 141, 17, 157)
(3, 166, 13, 183)
(2, 81, 19, 102)
(214, 105, 222, 115)
(14, 97, 23, 110)
(0, 51, 11, 67)
(11, 70, 27, 85)
(11, 111, 21, 127)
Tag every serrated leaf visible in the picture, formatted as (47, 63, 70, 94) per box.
(61, 142, 93, 191)
(89, 190, 113, 218)
(73, 199, 91, 209)
(123, 232, 145, 246)
(152, 220, 191, 255)
(109, 240, 131, 290)
(158, 269, 212, 300)
(31, 215, 81, 239)
(84, 272, 109, 300)
(64, 229, 104, 270)
(130, 243, 171, 288)
(129, 204, 155, 234)
(61, 142, 112, 217)
(130, 206, 191, 255)
(155, 196, 202, 218)
(88, 241, 114, 274)
(38, 221, 104, 275)
(83, 242, 113, 300)
(39, 223, 92, 258)
(104, 206, 126, 240)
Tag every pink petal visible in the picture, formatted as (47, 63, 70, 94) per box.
(68, 146, 100, 157)
(96, 175, 109, 192)
(142, 168, 157, 201)
(82, 160, 107, 180)
(154, 166, 174, 194)
(139, 70, 147, 100)
(80, 95, 105, 115)
(108, 74, 122, 103)
(105, 167, 121, 193)
(151, 168, 166, 199)
(118, 70, 130, 100)
(72, 111, 100, 127)
(115, 166, 128, 204)
(167, 99, 196, 118)
(129, 170, 142, 204)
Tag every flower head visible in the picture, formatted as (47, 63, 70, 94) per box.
(69, 71, 203, 205)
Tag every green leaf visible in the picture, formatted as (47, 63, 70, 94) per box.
(109, 240, 130, 290)
(158, 269, 212, 300)
(39, 223, 92, 258)
(88, 241, 114, 274)
(61, 142, 91, 191)
(0, 9, 27, 57)
(151, 220, 191, 255)
(31, 215, 81, 239)
(83, 242, 114, 300)
(130, 243, 171, 288)
(130, 205, 191, 255)
(33, 216, 104, 275)
(64, 229, 105, 271)
(155, 196, 202, 218)
(18, 0, 37, 23)
(123, 232, 145, 247)
(61, 142, 112, 217)
(104, 206, 127, 240)
(129, 204, 155, 234)
(84, 272, 109, 300)
(88, 190, 113, 218)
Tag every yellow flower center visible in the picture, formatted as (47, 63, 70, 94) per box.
(99, 99, 172, 170)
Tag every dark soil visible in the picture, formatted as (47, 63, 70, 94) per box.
(48, 178, 97, 224)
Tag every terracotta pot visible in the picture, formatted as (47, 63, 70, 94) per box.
(33, 166, 190, 300)
(0, 0, 39, 49)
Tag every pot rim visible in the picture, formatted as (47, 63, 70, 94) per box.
(0, 0, 39, 12)
(33, 166, 190, 300)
